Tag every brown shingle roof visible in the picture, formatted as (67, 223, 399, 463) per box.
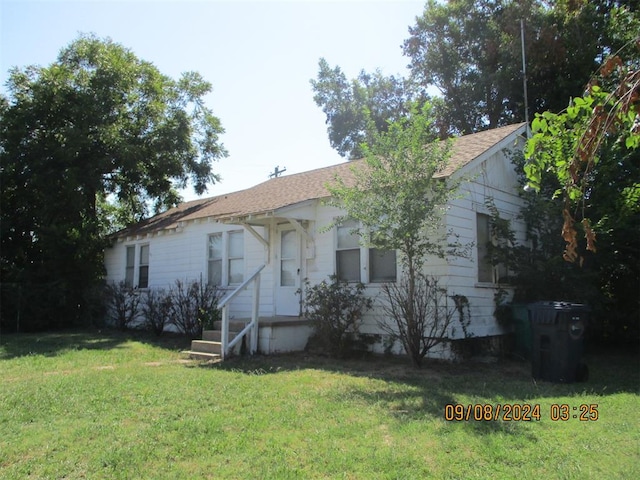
(115, 123, 526, 238)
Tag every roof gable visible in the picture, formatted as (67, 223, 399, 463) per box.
(115, 123, 527, 238)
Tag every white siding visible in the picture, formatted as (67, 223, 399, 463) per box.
(104, 221, 272, 319)
(439, 147, 527, 338)
(103, 129, 528, 352)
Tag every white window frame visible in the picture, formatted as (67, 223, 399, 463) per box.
(138, 244, 150, 289)
(336, 220, 361, 282)
(125, 246, 135, 288)
(334, 221, 397, 284)
(124, 243, 150, 289)
(208, 230, 245, 287)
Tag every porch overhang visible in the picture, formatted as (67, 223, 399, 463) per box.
(220, 198, 321, 262)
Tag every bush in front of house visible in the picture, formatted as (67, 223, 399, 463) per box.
(380, 273, 468, 367)
(301, 275, 373, 357)
(104, 281, 140, 330)
(140, 288, 172, 336)
(168, 278, 222, 338)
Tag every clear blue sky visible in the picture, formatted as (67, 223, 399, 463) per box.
(1, 0, 426, 200)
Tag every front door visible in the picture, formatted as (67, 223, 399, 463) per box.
(275, 225, 301, 316)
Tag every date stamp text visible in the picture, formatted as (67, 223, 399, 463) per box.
(444, 403, 599, 422)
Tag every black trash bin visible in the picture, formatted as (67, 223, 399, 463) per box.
(510, 304, 532, 360)
(528, 302, 589, 383)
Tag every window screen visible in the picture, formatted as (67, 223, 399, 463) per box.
(228, 231, 244, 284)
(125, 246, 135, 288)
(369, 248, 397, 283)
(138, 245, 149, 288)
(208, 233, 222, 285)
(336, 221, 360, 282)
(477, 213, 493, 283)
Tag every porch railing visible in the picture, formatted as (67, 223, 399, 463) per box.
(217, 264, 265, 360)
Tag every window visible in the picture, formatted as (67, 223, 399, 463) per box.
(125, 246, 135, 288)
(477, 213, 507, 284)
(228, 231, 244, 285)
(336, 220, 360, 282)
(138, 245, 149, 289)
(124, 244, 149, 288)
(335, 221, 397, 283)
(369, 248, 397, 283)
(208, 231, 244, 286)
(208, 233, 222, 285)
(280, 229, 297, 287)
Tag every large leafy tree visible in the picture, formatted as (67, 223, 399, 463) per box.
(310, 58, 424, 159)
(403, 0, 618, 133)
(327, 103, 467, 366)
(523, 35, 639, 342)
(312, 0, 630, 158)
(0, 35, 227, 330)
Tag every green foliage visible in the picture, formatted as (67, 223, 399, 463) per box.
(520, 31, 639, 344)
(312, 1, 632, 156)
(168, 278, 221, 339)
(486, 153, 638, 345)
(485, 158, 599, 305)
(327, 103, 461, 276)
(140, 289, 173, 336)
(404, 0, 621, 133)
(300, 275, 373, 358)
(310, 58, 422, 159)
(524, 37, 639, 264)
(0, 281, 87, 333)
(524, 86, 628, 201)
(380, 274, 464, 367)
(328, 104, 467, 366)
(0, 34, 227, 330)
(105, 281, 141, 331)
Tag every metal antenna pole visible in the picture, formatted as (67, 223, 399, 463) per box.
(521, 18, 529, 126)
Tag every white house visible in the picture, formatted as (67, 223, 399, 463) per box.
(104, 123, 529, 360)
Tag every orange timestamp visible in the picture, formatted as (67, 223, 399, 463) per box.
(444, 403, 600, 422)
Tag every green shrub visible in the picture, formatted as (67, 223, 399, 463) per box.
(300, 275, 373, 357)
(140, 289, 172, 336)
(104, 281, 140, 330)
(169, 278, 221, 338)
(380, 274, 466, 366)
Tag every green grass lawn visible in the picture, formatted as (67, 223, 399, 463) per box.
(1, 330, 638, 479)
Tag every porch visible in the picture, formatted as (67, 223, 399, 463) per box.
(186, 316, 313, 361)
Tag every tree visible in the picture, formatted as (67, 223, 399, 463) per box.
(523, 35, 639, 344)
(327, 104, 466, 366)
(0, 34, 227, 331)
(524, 40, 639, 263)
(403, 0, 614, 133)
(312, 0, 628, 155)
(310, 58, 423, 159)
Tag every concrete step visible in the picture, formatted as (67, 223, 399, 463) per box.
(213, 320, 248, 331)
(202, 330, 239, 342)
(185, 351, 222, 362)
(190, 339, 221, 355)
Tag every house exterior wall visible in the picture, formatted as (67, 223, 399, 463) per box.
(442, 147, 527, 339)
(103, 130, 527, 357)
(104, 221, 274, 320)
(299, 144, 527, 349)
